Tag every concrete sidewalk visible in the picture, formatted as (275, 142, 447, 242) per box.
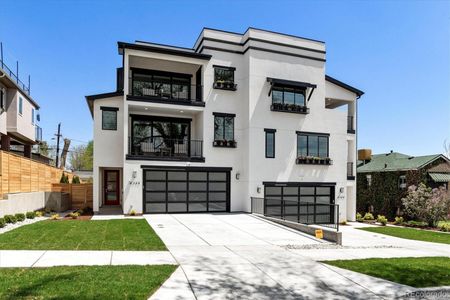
(0, 250, 176, 267)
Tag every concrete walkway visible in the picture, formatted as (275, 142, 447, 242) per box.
(0, 250, 176, 267)
(145, 213, 450, 299)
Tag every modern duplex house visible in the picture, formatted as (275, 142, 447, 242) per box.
(0, 54, 42, 157)
(86, 27, 363, 222)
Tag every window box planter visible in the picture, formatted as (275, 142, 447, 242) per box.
(271, 103, 309, 114)
(213, 140, 237, 148)
(296, 156, 332, 165)
(213, 81, 237, 91)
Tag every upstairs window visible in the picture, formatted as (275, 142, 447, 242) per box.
(272, 87, 305, 107)
(213, 66, 236, 90)
(398, 175, 406, 189)
(367, 174, 372, 187)
(213, 113, 236, 147)
(265, 129, 276, 158)
(18, 97, 23, 115)
(101, 107, 118, 130)
(296, 132, 331, 165)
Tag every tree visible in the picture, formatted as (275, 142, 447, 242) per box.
(69, 141, 93, 171)
(38, 141, 50, 157)
(401, 183, 450, 227)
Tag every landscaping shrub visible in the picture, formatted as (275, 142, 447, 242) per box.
(440, 223, 450, 232)
(394, 216, 404, 225)
(4, 215, 17, 224)
(50, 214, 60, 220)
(363, 212, 375, 221)
(69, 212, 80, 219)
(15, 213, 26, 222)
(402, 183, 450, 227)
(356, 213, 363, 222)
(72, 176, 81, 184)
(35, 211, 44, 217)
(404, 220, 428, 228)
(60, 173, 69, 183)
(377, 215, 388, 226)
(0, 218, 5, 228)
(26, 211, 36, 219)
(129, 209, 137, 216)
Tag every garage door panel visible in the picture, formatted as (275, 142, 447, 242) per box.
(209, 202, 226, 211)
(168, 203, 187, 212)
(146, 171, 166, 180)
(209, 182, 227, 191)
(168, 171, 187, 181)
(209, 172, 226, 181)
(145, 192, 166, 202)
(168, 192, 187, 202)
(189, 172, 207, 181)
(189, 202, 207, 212)
(209, 192, 226, 201)
(146, 182, 166, 191)
(189, 182, 207, 190)
(168, 182, 187, 191)
(146, 203, 166, 213)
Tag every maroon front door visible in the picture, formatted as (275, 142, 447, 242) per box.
(104, 170, 120, 205)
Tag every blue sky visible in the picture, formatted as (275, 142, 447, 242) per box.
(1, 0, 449, 155)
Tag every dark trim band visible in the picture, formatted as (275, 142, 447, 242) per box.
(264, 128, 277, 133)
(296, 131, 330, 136)
(263, 181, 336, 186)
(100, 106, 119, 111)
(213, 112, 236, 117)
(118, 41, 211, 60)
(141, 165, 232, 172)
(213, 65, 236, 71)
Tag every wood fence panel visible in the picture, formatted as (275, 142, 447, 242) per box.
(51, 183, 93, 209)
(0, 150, 72, 198)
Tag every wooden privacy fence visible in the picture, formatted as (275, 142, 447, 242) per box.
(0, 150, 72, 199)
(51, 183, 93, 209)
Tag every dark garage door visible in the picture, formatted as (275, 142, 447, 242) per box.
(264, 183, 335, 224)
(143, 168, 230, 213)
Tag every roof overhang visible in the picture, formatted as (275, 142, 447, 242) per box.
(325, 75, 364, 97)
(0, 69, 40, 109)
(267, 77, 317, 101)
(429, 172, 450, 183)
(85, 91, 123, 117)
(118, 42, 212, 60)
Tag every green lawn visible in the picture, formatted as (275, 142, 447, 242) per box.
(0, 219, 167, 250)
(324, 257, 450, 288)
(358, 226, 450, 245)
(0, 265, 176, 299)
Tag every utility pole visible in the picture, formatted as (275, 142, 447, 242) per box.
(55, 123, 61, 168)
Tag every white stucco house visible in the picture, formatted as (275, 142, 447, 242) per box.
(86, 27, 363, 223)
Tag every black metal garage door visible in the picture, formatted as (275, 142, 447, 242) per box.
(264, 183, 335, 224)
(143, 167, 230, 213)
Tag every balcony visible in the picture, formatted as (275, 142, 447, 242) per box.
(127, 68, 204, 107)
(0, 58, 30, 95)
(347, 116, 355, 134)
(347, 162, 355, 180)
(127, 137, 204, 162)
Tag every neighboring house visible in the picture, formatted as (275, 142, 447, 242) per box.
(0, 53, 43, 156)
(357, 149, 450, 218)
(86, 27, 363, 222)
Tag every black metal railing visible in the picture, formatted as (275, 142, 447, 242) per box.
(271, 103, 310, 114)
(347, 162, 354, 179)
(131, 81, 203, 102)
(0, 59, 30, 95)
(347, 116, 355, 133)
(251, 197, 339, 231)
(129, 137, 203, 158)
(35, 125, 42, 142)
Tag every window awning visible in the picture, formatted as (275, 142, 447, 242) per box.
(267, 77, 317, 101)
(429, 173, 450, 183)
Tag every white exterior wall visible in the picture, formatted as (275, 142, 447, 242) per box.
(92, 28, 361, 222)
(6, 90, 36, 142)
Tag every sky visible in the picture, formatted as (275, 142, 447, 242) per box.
(0, 0, 449, 156)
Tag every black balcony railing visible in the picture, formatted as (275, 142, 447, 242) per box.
(347, 162, 355, 180)
(271, 103, 309, 114)
(0, 59, 30, 95)
(35, 125, 42, 142)
(347, 116, 355, 133)
(128, 137, 203, 160)
(131, 81, 203, 103)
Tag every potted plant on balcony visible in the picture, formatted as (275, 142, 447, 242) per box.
(325, 157, 332, 165)
(228, 140, 237, 147)
(296, 155, 306, 164)
(213, 140, 220, 147)
(214, 80, 225, 89)
(306, 156, 314, 164)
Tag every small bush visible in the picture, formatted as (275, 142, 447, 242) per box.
(15, 213, 26, 222)
(439, 223, 450, 232)
(50, 214, 60, 220)
(26, 211, 36, 219)
(394, 216, 404, 225)
(60, 173, 69, 183)
(404, 220, 428, 228)
(72, 176, 81, 184)
(0, 218, 5, 228)
(35, 211, 44, 217)
(77, 209, 84, 215)
(363, 212, 375, 221)
(4, 215, 17, 224)
(129, 209, 136, 216)
(377, 215, 388, 226)
(340, 220, 347, 225)
(356, 213, 363, 222)
(69, 212, 80, 219)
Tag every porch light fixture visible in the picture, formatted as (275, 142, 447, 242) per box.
(235, 172, 240, 180)
(132, 171, 137, 179)
(257, 186, 261, 193)
(144, 107, 148, 110)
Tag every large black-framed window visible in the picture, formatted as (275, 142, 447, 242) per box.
(265, 129, 276, 158)
(297, 132, 329, 158)
(213, 65, 236, 91)
(213, 113, 235, 141)
(101, 107, 118, 130)
(272, 87, 306, 106)
(131, 68, 192, 100)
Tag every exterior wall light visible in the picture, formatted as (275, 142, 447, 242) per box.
(236, 172, 240, 180)
(257, 186, 261, 193)
(132, 170, 137, 179)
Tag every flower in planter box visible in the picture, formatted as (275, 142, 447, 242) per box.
(213, 140, 219, 146)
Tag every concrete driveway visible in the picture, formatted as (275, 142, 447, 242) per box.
(146, 213, 424, 299)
